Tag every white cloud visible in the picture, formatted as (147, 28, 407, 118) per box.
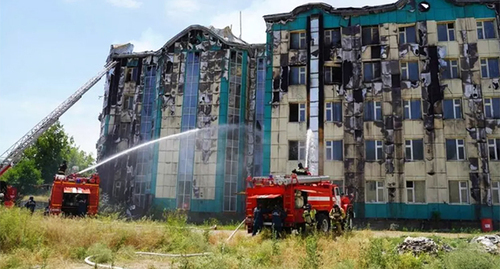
(128, 28, 166, 52)
(106, 0, 142, 9)
(165, 0, 201, 19)
(209, 0, 392, 44)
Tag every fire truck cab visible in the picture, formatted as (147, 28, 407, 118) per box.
(48, 173, 100, 216)
(245, 174, 354, 233)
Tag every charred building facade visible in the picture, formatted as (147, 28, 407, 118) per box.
(263, 0, 500, 222)
(97, 25, 266, 216)
(97, 0, 500, 222)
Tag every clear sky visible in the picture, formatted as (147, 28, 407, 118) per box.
(0, 0, 390, 158)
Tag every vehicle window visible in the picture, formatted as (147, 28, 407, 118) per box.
(335, 187, 340, 196)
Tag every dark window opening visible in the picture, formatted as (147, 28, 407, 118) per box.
(400, 26, 417, 44)
(324, 66, 342, 85)
(477, 21, 496, 40)
(371, 46, 381, 59)
(405, 139, 424, 161)
(288, 141, 305, 160)
(363, 62, 381, 82)
(291, 32, 307, 49)
(438, 23, 455, 42)
(290, 66, 306, 85)
(362, 26, 380, 46)
(125, 69, 133, 82)
(289, 103, 305, 122)
(325, 28, 341, 47)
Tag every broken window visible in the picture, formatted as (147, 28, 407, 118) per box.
(442, 59, 459, 79)
(364, 101, 382, 121)
(449, 181, 469, 204)
(125, 68, 133, 82)
(404, 100, 422, 120)
(290, 66, 306, 85)
(406, 180, 426, 203)
(366, 140, 383, 161)
(446, 139, 466, 161)
(325, 102, 342, 122)
(324, 66, 342, 84)
(289, 140, 306, 161)
(477, 21, 496, 40)
(363, 62, 381, 82)
(492, 181, 500, 204)
(480, 58, 500, 78)
(443, 99, 462, 119)
(290, 32, 307, 49)
(399, 26, 416, 44)
(484, 98, 500, 119)
(437, 23, 455, 42)
(362, 26, 380, 46)
(405, 139, 424, 161)
(113, 181, 121, 198)
(289, 103, 306, 122)
(119, 123, 129, 137)
(123, 96, 134, 110)
(324, 28, 341, 47)
(488, 139, 500, 161)
(326, 140, 343, 161)
(366, 181, 385, 203)
(401, 61, 419, 81)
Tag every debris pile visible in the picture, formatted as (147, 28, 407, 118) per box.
(397, 237, 451, 255)
(470, 235, 500, 254)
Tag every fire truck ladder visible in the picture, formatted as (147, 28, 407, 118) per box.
(0, 61, 118, 177)
(273, 175, 330, 185)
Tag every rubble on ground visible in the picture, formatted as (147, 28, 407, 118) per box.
(397, 237, 452, 255)
(470, 235, 500, 254)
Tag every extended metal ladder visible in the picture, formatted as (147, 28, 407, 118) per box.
(0, 61, 118, 176)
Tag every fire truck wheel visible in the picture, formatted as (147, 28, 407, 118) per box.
(316, 214, 330, 233)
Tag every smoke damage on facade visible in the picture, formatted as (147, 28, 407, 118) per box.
(96, 0, 500, 222)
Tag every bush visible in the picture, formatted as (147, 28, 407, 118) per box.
(300, 233, 321, 269)
(0, 207, 45, 252)
(87, 243, 114, 264)
(442, 248, 499, 269)
(358, 238, 425, 269)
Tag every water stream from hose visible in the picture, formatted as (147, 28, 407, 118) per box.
(78, 128, 200, 174)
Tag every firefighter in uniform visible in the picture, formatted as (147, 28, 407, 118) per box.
(302, 203, 316, 226)
(57, 160, 67, 175)
(292, 163, 309, 175)
(271, 205, 286, 239)
(24, 196, 36, 214)
(329, 204, 346, 236)
(252, 204, 264, 236)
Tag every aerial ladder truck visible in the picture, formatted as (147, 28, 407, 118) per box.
(0, 61, 118, 207)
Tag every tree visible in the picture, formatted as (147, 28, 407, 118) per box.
(66, 146, 95, 176)
(3, 121, 96, 190)
(24, 122, 71, 184)
(1, 159, 43, 194)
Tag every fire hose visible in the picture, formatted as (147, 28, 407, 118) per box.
(84, 219, 246, 269)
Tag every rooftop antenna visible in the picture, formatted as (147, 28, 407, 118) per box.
(239, 11, 242, 39)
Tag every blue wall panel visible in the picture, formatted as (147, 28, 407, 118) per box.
(272, 0, 496, 31)
(358, 203, 500, 221)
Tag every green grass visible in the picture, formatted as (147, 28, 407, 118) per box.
(0, 206, 499, 269)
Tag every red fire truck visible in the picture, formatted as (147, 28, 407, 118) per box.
(245, 174, 354, 233)
(48, 173, 100, 216)
(0, 181, 17, 208)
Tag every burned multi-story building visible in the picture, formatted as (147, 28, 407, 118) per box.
(97, 0, 500, 223)
(97, 25, 266, 217)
